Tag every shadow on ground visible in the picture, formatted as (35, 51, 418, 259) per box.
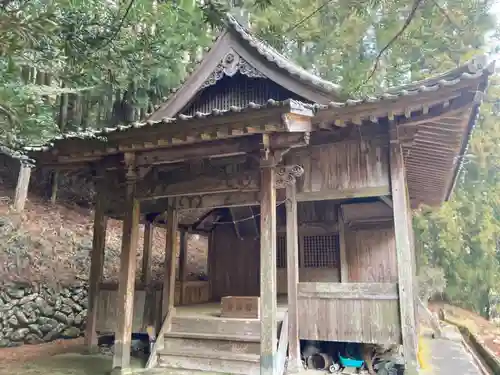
(0, 353, 145, 375)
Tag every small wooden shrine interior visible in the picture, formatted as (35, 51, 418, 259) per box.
(26, 14, 494, 375)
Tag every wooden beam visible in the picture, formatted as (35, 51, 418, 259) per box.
(141, 222, 155, 332)
(314, 88, 476, 129)
(50, 131, 311, 167)
(137, 168, 260, 200)
(112, 171, 140, 371)
(13, 163, 31, 212)
(390, 142, 419, 375)
(162, 201, 178, 320)
(338, 207, 348, 283)
(379, 195, 393, 209)
(296, 185, 390, 202)
(135, 132, 310, 167)
(260, 164, 277, 375)
(84, 184, 107, 353)
(282, 113, 313, 132)
(285, 184, 301, 373)
(178, 230, 188, 304)
(298, 282, 399, 300)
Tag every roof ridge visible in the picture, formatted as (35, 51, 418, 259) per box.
(386, 54, 495, 94)
(225, 12, 342, 95)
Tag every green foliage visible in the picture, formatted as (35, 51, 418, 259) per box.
(245, 0, 497, 95)
(0, 0, 218, 146)
(418, 266, 447, 303)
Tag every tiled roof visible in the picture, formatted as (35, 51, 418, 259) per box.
(24, 99, 308, 152)
(0, 144, 35, 165)
(23, 55, 494, 154)
(312, 55, 494, 110)
(225, 14, 341, 95)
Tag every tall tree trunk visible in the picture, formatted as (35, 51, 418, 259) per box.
(82, 93, 90, 130)
(52, 83, 68, 204)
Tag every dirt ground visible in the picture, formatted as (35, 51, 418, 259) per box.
(0, 338, 85, 365)
(429, 302, 500, 358)
(0, 338, 146, 375)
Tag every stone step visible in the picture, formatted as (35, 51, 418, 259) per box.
(162, 335, 260, 355)
(158, 349, 260, 375)
(147, 368, 229, 375)
(165, 331, 260, 342)
(161, 348, 259, 362)
(170, 316, 260, 337)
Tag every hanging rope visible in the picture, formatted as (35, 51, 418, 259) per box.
(212, 199, 287, 225)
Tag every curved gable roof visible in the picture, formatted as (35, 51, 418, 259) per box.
(225, 14, 341, 96)
(148, 13, 342, 121)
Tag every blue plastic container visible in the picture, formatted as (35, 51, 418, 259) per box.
(338, 354, 364, 368)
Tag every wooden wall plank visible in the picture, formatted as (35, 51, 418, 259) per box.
(288, 139, 390, 199)
(297, 283, 400, 344)
(346, 227, 398, 283)
(212, 225, 260, 299)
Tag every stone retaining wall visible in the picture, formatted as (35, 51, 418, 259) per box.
(0, 282, 88, 347)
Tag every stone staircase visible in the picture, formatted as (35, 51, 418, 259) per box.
(155, 315, 262, 375)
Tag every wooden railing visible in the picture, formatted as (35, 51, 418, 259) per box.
(297, 282, 401, 344)
(96, 281, 210, 334)
(276, 310, 289, 375)
(145, 306, 176, 369)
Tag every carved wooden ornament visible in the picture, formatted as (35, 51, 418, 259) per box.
(201, 50, 266, 89)
(275, 165, 304, 189)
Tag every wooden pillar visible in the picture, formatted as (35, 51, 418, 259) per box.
(178, 230, 188, 304)
(112, 155, 140, 372)
(285, 183, 301, 373)
(260, 164, 277, 375)
(84, 184, 107, 353)
(390, 142, 419, 375)
(13, 163, 31, 212)
(142, 222, 154, 331)
(162, 201, 178, 319)
(207, 230, 215, 301)
(338, 207, 348, 283)
(142, 222, 154, 284)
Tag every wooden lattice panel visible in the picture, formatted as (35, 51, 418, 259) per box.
(303, 234, 339, 268)
(276, 234, 286, 268)
(181, 74, 305, 115)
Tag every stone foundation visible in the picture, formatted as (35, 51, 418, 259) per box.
(0, 282, 88, 347)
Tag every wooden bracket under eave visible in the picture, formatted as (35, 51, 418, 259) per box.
(281, 112, 314, 133)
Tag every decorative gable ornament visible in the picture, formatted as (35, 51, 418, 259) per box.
(201, 49, 267, 89)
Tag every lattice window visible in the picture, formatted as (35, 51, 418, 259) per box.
(276, 234, 287, 268)
(302, 234, 339, 268)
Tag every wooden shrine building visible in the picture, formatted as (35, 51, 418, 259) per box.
(26, 14, 494, 375)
